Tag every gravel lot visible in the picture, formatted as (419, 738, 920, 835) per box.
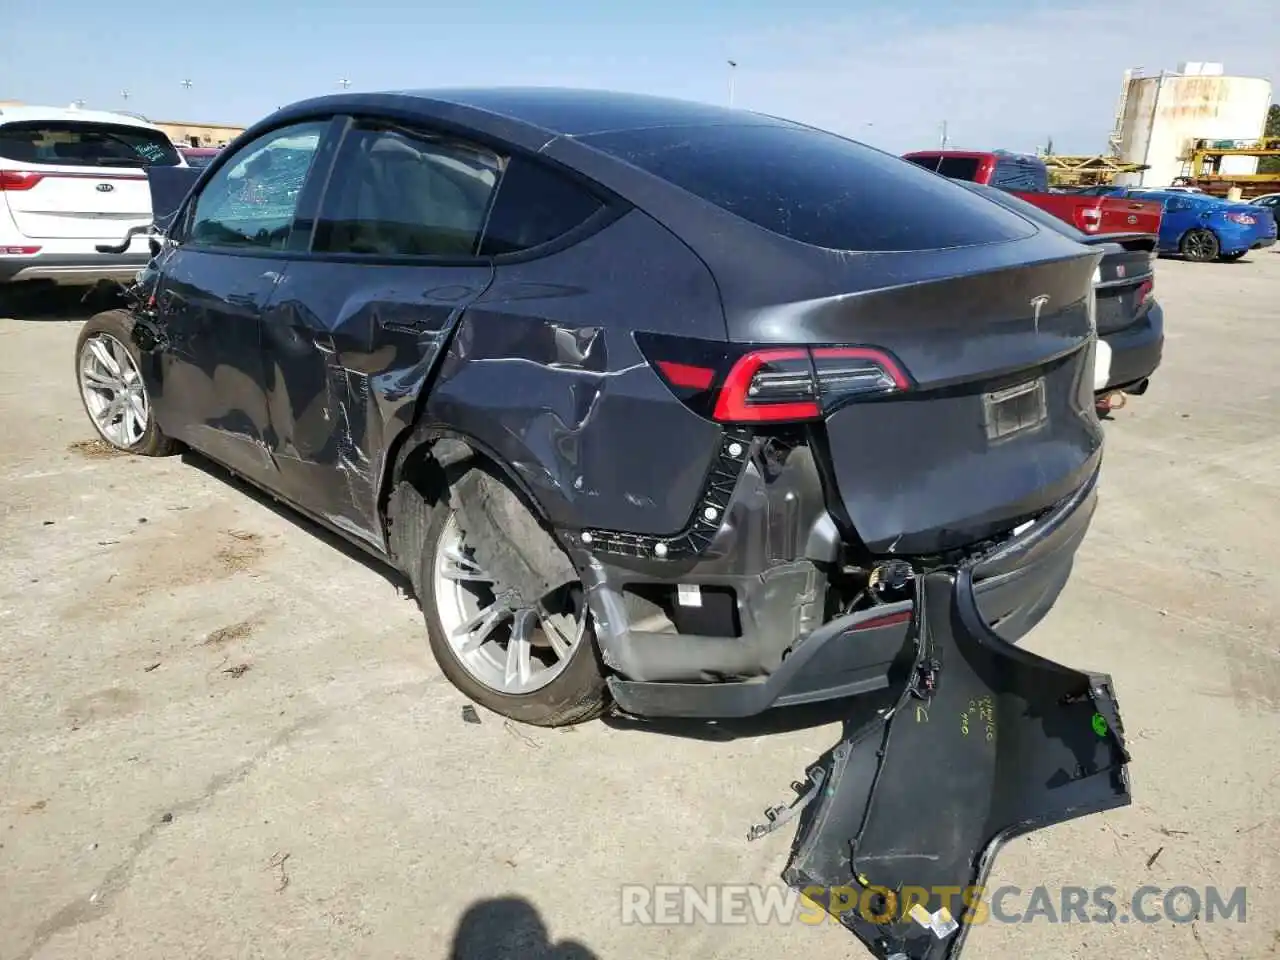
(2, 251, 1278, 960)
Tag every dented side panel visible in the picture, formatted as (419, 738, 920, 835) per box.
(147, 247, 282, 485)
(423, 209, 728, 536)
(259, 260, 495, 545)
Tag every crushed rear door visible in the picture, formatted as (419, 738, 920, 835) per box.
(751, 566, 1131, 959)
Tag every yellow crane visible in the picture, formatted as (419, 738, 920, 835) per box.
(1176, 137, 1280, 198)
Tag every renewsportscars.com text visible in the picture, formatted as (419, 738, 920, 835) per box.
(620, 883, 1247, 927)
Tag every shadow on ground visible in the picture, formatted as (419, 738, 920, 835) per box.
(450, 897, 598, 960)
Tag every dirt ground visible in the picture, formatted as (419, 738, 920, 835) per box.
(1, 251, 1278, 960)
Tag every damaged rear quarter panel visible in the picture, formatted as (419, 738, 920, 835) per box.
(422, 209, 729, 536)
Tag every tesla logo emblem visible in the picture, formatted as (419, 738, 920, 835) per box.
(1127, 214, 1138, 224)
(1029, 294, 1050, 332)
(1116, 264, 1126, 278)
(96, 183, 114, 192)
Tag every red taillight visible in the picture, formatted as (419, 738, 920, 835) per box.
(714, 349, 819, 422)
(1135, 277, 1154, 306)
(0, 245, 41, 255)
(1226, 212, 1257, 225)
(0, 171, 44, 191)
(655, 360, 715, 390)
(638, 333, 911, 425)
(1077, 207, 1102, 232)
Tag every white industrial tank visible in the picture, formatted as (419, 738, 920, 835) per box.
(1113, 64, 1272, 187)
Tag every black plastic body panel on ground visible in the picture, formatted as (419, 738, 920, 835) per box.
(773, 568, 1131, 960)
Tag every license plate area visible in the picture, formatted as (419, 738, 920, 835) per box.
(983, 377, 1047, 442)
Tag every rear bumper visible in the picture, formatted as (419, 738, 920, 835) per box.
(1254, 235, 1277, 250)
(0, 251, 149, 285)
(597, 449, 1100, 720)
(1097, 302, 1163, 393)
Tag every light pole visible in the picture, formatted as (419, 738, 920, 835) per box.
(121, 90, 130, 102)
(727, 59, 737, 108)
(338, 78, 351, 90)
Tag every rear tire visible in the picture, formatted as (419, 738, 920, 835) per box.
(391, 466, 608, 727)
(74, 309, 178, 457)
(1180, 229, 1220, 263)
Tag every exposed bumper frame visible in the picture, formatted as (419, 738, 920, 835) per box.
(607, 463, 1100, 719)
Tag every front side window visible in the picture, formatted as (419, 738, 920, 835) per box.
(313, 124, 501, 257)
(0, 121, 181, 168)
(187, 121, 328, 251)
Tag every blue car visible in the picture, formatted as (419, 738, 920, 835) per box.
(1126, 189, 1278, 262)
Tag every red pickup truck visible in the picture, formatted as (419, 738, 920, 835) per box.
(902, 150, 1162, 237)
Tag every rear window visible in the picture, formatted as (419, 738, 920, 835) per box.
(904, 154, 983, 181)
(991, 156, 1049, 192)
(583, 124, 1035, 251)
(961, 182, 1085, 242)
(0, 121, 181, 168)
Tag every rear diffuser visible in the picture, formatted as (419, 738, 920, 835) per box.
(752, 568, 1131, 959)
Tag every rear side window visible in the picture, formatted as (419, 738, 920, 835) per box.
(314, 123, 501, 257)
(0, 121, 180, 168)
(904, 154, 983, 181)
(479, 155, 603, 256)
(584, 124, 1035, 251)
(991, 156, 1049, 192)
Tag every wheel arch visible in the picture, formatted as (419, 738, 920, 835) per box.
(380, 422, 564, 574)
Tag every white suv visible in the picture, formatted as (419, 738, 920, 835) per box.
(0, 105, 185, 287)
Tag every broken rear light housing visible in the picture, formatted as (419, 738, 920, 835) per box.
(637, 332, 911, 423)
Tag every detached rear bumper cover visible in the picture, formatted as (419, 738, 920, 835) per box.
(755, 567, 1130, 960)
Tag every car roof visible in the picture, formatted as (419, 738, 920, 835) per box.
(0, 104, 165, 131)
(272, 87, 783, 145)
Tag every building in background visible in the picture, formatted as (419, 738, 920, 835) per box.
(153, 120, 246, 148)
(1111, 63, 1273, 188)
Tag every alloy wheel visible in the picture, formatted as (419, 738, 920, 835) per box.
(432, 512, 588, 695)
(1184, 230, 1218, 262)
(78, 332, 150, 448)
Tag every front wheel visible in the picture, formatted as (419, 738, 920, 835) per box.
(399, 467, 608, 727)
(74, 310, 178, 456)
(1180, 228, 1220, 263)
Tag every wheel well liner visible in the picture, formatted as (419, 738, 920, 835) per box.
(381, 425, 563, 573)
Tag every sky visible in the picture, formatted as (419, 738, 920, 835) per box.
(2, 0, 1276, 156)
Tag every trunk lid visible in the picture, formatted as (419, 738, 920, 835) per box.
(741, 250, 1104, 556)
(1078, 235, 1155, 335)
(3, 167, 152, 239)
(1094, 195, 1162, 235)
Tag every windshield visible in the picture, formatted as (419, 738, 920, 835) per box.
(0, 121, 181, 168)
